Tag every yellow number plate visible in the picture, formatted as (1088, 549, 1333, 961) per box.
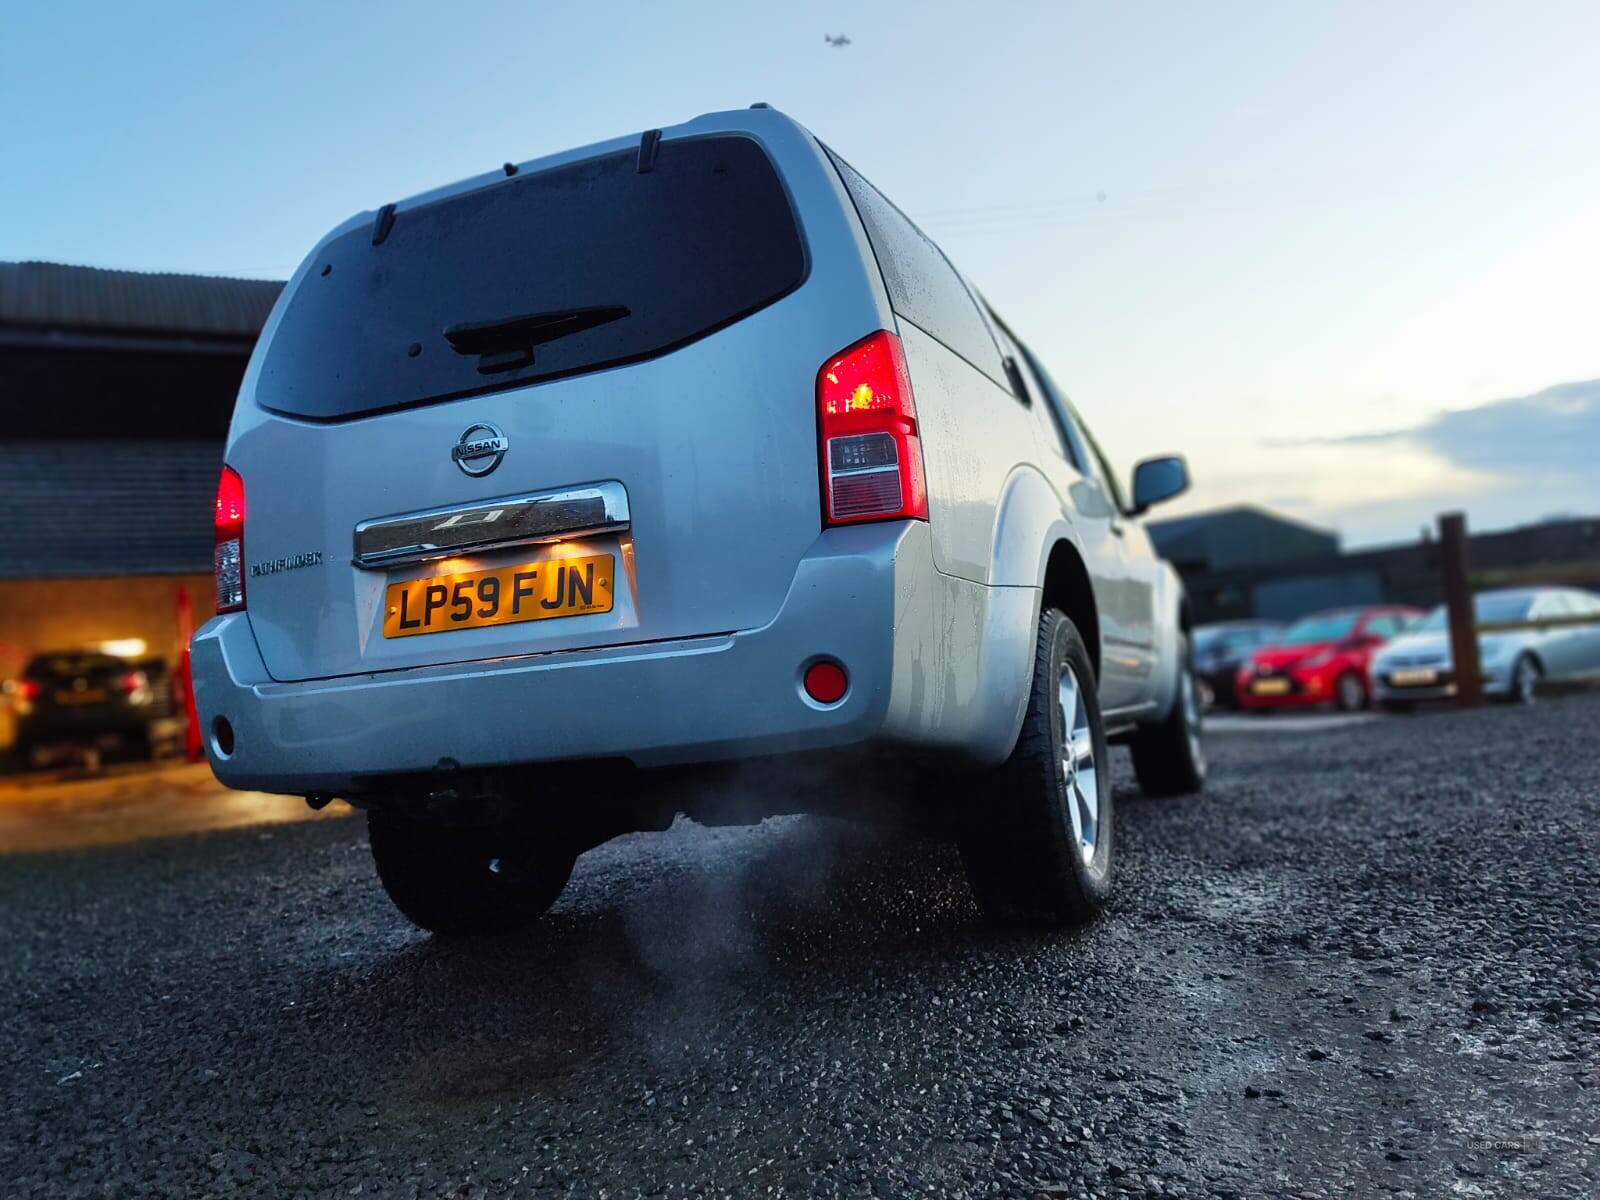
(1251, 677, 1291, 695)
(55, 689, 108, 705)
(1389, 668, 1439, 686)
(384, 553, 614, 639)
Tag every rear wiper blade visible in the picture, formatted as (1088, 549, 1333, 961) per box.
(444, 304, 631, 374)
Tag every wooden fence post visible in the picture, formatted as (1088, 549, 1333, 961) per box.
(1438, 512, 1482, 708)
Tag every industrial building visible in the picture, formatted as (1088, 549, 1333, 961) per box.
(0, 261, 281, 746)
(1153, 504, 1600, 623)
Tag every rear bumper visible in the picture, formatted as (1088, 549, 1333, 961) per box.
(192, 521, 1037, 794)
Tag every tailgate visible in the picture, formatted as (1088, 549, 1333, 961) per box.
(224, 119, 884, 682)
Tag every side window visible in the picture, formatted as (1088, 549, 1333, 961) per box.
(1061, 395, 1129, 513)
(1540, 594, 1572, 618)
(1013, 340, 1086, 472)
(992, 324, 1076, 463)
(824, 148, 1010, 390)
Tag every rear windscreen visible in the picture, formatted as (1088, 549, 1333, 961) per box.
(258, 135, 806, 421)
(27, 654, 123, 680)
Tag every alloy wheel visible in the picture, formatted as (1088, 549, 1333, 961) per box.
(1181, 661, 1206, 773)
(1515, 657, 1539, 704)
(1058, 659, 1099, 864)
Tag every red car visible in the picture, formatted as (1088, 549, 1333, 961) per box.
(1236, 606, 1421, 712)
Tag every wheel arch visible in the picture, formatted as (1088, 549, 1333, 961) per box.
(988, 466, 1102, 674)
(1041, 539, 1102, 683)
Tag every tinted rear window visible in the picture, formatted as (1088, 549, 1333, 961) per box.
(823, 149, 1008, 390)
(259, 136, 806, 420)
(27, 653, 124, 680)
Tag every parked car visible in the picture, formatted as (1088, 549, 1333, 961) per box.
(12, 651, 179, 768)
(191, 106, 1207, 935)
(1192, 621, 1283, 708)
(1236, 606, 1420, 712)
(1371, 586, 1600, 708)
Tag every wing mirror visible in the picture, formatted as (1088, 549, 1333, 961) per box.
(1130, 455, 1190, 515)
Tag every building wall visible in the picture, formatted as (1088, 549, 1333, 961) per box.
(0, 574, 214, 748)
(1181, 516, 1600, 624)
(0, 439, 221, 579)
(1252, 569, 1385, 620)
(1149, 507, 1340, 575)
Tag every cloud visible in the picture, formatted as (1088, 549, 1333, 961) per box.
(1304, 379, 1600, 479)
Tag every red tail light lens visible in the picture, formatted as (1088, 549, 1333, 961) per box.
(120, 671, 148, 694)
(18, 679, 40, 703)
(214, 466, 246, 612)
(817, 330, 928, 526)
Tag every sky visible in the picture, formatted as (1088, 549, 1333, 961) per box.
(5, 0, 1599, 548)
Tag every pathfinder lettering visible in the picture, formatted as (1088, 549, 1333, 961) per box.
(251, 551, 324, 577)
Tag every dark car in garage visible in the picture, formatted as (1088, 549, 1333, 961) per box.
(11, 651, 181, 768)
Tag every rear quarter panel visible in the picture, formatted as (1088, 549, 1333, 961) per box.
(898, 323, 1040, 585)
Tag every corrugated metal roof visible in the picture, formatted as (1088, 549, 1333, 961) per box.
(1149, 504, 1341, 575)
(0, 261, 283, 339)
(1148, 504, 1335, 542)
(0, 440, 221, 577)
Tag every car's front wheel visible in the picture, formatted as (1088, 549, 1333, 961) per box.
(368, 812, 576, 937)
(959, 607, 1111, 926)
(1333, 670, 1367, 712)
(1129, 634, 1207, 797)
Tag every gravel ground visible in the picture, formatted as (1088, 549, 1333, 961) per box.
(3, 694, 1597, 1198)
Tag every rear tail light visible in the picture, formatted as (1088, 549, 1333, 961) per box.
(120, 671, 147, 694)
(214, 465, 246, 612)
(18, 679, 40, 704)
(817, 330, 928, 526)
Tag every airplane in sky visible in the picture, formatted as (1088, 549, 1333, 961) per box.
(825, 33, 851, 47)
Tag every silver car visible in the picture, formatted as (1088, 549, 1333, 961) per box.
(192, 107, 1204, 934)
(1371, 587, 1600, 707)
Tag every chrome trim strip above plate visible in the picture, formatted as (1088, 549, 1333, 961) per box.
(353, 481, 630, 569)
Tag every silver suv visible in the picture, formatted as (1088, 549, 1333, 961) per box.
(193, 107, 1205, 934)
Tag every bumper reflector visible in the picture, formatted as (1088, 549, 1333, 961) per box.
(803, 660, 848, 704)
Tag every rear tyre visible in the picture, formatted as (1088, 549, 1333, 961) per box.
(1504, 654, 1541, 705)
(368, 812, 575, 937)
(959, 608, 1111, 926)
(1129, 634, 1207, 797)
(1333, 670, 1367, 712)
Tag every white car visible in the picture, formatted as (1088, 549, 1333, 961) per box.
(192, 106, 1205, 935)
(1371, 586, 1600, 708)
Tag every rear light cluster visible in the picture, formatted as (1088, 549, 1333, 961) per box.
(215, 466, 247, 612)
(816, 330, 928, 526)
